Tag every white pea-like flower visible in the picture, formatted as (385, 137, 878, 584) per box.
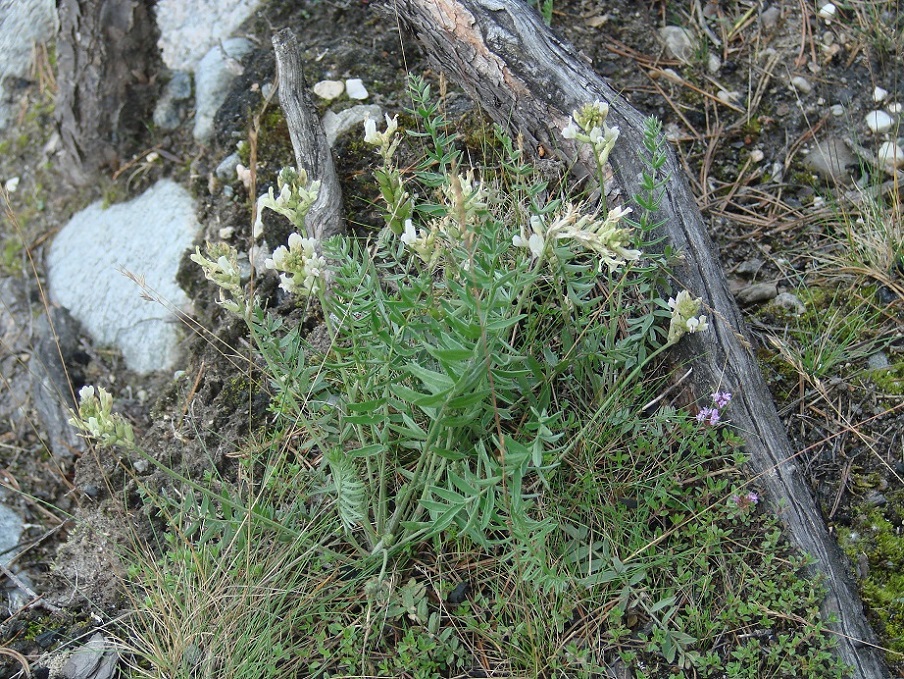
(667, 290, 709, 344)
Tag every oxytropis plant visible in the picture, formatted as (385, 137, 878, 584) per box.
(73, 79, 712, 579)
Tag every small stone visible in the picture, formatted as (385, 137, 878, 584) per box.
(345, 78, 369, 100)
(222, 185, 234, 198)
(215, 152, 241, 182)
(261, 83, 274, 99)
(888, 102, 902, 114)
(661, 68, 684, 83)
(736, 282, 778, 305)
(750, 149, 764, 163)
(322, 104, 382, 147)
(761, 6, 781, 30)
(236, 164, 252, 189)
(168, 71, 192, 101)
(790, 76, 812, 94)
(659, 26, 695, 63)
(877, 141, 904, 170)
(59, 634, 118, 679)
(830, 104, 844, 116)
(863, 489, 887, 507)
(735, 258, 764, 279)
(133, 458, 149, 473)
(803, 137, 857, 184)
(873, 86, 889, 102)
(313, 79, 344, 100)
(4, 176, 19, 192)
(707, 53, 721, 73)
(817, 2, 836, 20)
(867, 351, 890, 370)
(717, 90, 743, 106)
(585, 14, 609, 28)
(865, 109, 894, 133)
(218, 226, 235, 240)
(772, 292, 806, 315)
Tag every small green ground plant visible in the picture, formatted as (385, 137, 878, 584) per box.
(70, 77, 847, 678)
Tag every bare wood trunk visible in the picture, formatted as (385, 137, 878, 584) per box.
(55, 0, 161, 185)
(272, 28, 345, 241)
(378, 1, 890, 676)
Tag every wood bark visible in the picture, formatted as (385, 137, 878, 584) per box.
(377, 1, 891, 677)
(55, 0, 161, 186)
(272, 28, 345, 241)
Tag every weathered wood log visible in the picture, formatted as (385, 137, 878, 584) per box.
(271, 28, 345, 241)
(55, 0, 161, 186)
(378, 1, 891, 677)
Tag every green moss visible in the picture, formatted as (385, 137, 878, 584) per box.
(869, 360, 904, 395)
(837, 493, 904, 661)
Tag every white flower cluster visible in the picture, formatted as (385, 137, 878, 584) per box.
(265, 232, 327, 297)
(667, 290, 709, 344)
(512, 203, 640, 272)
(398, 171, 490, 265)
(562, 100, 620, 170)
(253, 167, 321, 239)
(190, 242, 244, 314)
(364, 113, 401, 161)
(69, 385, 135, 448)
(401, 219, 440, 265)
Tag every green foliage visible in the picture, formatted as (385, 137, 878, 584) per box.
(107, 77, 848, 679)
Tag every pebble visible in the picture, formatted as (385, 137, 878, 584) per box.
(865, 109, 894, 133)
(888, 102, 902, 114)
(803, 136, 857, 184)
(790, 76, 812, 94)
(345, 78, 369, 100)
(817, 2, 836, 20)
(215, 152, 241, 181)
(877, 141, 904, 170)
(219, 226, 235, 240)
(735, 258, 764, 279)
(750, 149, 764, 163)
(830, 104, 844, 116)
(4, 176, 19, 192)
(321, 104, 382, 147)
(760, 6, 781, 30)
(772, 292, 806, 315)
(659, 25, 695, 62)
(313, 79, 344, 100)
(863, 489, 888, 508)
(736, 282, 778, 305)
(707, 53, 721, 74)
(717, 90, 743, 106)
(873, 86, 889, 102)
(867, 351, 890, 370)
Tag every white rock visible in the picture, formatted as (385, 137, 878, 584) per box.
(750, 149, 765, 163)
(830, 104, 844, 116)
(0, 502, 23, 568)
(46, 180, 200, 374)
(790, 76, 812, 94)
(865, 109, 894, 133)
(717, 90, 743, 106)
(877, 141, 904, 170)
(659, 26, 695, 63)
(707, 53, 721, 74)
(322, 104, 382, 147)
(817, 2, 836, 20)
(888, 102, 902, 114)
(873, 86, 889, 102)
(156, 0, 261, 71)
(313, 80, 344, 100)
(193, 38, 254, 143)
(345, 78, 369, 100)
(4, 176, 19, 193)
(0, 0, 57, 130)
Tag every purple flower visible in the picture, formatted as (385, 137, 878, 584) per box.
(696, 406, 721, 425)
(711, 391, 732, 408)
(707, 409, 720, 426)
